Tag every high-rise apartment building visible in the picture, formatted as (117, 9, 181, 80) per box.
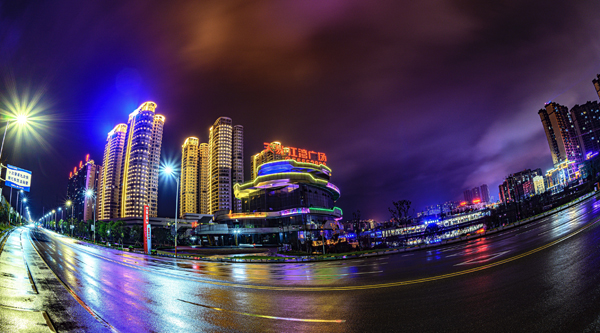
(480, 184, 490, 203)
(463, 189, 472, 203)
(199, 143, 209, 214)
(593, 74, 600, 100)
(570, 101, 600, 156)
(471, 187, 481, 201)
(207, 117, 244, 214)
(67, 156, 101, 222)
(121, 102, 165, 218)
(98, 124, 127, 220)
(539, 102, 583, 164)
(180, 137, 199, 217)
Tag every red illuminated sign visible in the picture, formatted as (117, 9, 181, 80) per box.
(69, 172, 73, 178)
(460, 201, 467, 206)
(85, 154, 90, 162)
(472, 199, 481, 204)
(263, 142, 327, 166)
(143, 205, 150, 254)
(191, 221, 198, 228)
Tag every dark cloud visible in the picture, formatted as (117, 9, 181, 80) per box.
(1, 0, 600, 221)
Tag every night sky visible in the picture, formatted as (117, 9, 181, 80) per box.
(2, 1, 600, 222)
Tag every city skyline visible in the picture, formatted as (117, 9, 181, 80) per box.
(2, 1, 600, 221)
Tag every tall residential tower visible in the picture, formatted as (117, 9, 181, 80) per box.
(180, 137, 199, 217)
(97, 124, 127, 220)
(538, 102, 583, 164)
(120, 102, 165, 218)
(207, 117, 244, 214)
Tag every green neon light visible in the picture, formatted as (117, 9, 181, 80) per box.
(235, 172, 340, 199)
(259, 159, 332, 173)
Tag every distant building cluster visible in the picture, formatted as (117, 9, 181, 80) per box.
(499, 74, 600, 203)
(463, 184, 490, 204)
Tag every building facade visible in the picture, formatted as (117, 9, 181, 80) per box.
(570, 101, 600, 157)
(533, 175, 545, 194)
(539, 102, 584, 164)
(207, 117, 244, 214)
(199, 142, 209, 214)
(471, 187, 481, 202)
(463, 189, 473, 203)
(120, 102, 165, 218)
(480, 184, 490, 203)
(67, 156, 101, 222)
(97, 124, 127, 220)
(180, 137, 199, 217)
(498, 168, 543, 203)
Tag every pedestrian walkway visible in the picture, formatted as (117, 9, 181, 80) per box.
(0, 229, 55, 332)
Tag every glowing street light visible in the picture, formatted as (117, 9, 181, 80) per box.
(161, 163, 180, 257)
(85, 189, 96, 243)
(0, 114, 28, 163)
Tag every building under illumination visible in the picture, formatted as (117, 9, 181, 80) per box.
(98, 124, 127, 220)
(196, 142, 340, 250)
(180, 137, 199, 217)
(499, 168, 543, 203)
(207, 117, 244, 214)
(121, 102, 165, 218)
(67, 155, 101, 222)
(199, 142, 209, 214)
(539, 102, 583, 164)
(570, 101, 600, 157)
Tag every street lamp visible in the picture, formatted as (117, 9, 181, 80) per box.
(85, 189, 96, 244)
(0, 114, 28, 163)
(162, 164, 179, 257)
(22, 197, 27, 219)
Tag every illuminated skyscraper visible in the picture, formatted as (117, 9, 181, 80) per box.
(67, 155, 101, 222)
(593, 74, 600, 100)
(199, 142, 209, 214)
(98, 124, 127, 220)
(207, 117, 244, 214)
(121, 102, 165, 218)
(538, 102, 583, 164)
(180, 137, 199, 217)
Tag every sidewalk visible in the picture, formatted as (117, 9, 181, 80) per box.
(0, 228, 55, 332)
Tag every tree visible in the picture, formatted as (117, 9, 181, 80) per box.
(352, 210, 362, 251)
(389, 200, 412, 228)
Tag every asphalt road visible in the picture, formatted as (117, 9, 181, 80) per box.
(14, 194, 600, 332)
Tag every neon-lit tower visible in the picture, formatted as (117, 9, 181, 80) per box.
(120, 102, 165, 217)
(98, 124, 127, 220)
(180, 137, 199, 217)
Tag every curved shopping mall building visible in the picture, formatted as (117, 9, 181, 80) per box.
(204, 149, 342, 248)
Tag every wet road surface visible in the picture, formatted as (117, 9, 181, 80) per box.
(12, 194, 600, 332)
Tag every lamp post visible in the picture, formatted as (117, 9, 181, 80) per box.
(0, 116, 28, 194)
(85, 190, 96, 244)
(21, 197, 27, 219)
(162, 165, 179, 257)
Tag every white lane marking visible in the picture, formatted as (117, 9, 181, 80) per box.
(454, 251, 510, 266)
